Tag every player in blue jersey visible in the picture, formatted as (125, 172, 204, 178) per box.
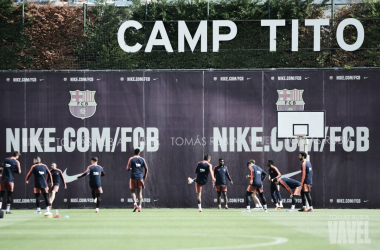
(299, 152, 314, 212)
(244, 160, 268, 212)
(126, 149, 148, 212)
(0, 151, 21, 214)
(213, 158, 233, 209)
(48, 162, 67, 209)
(25, 157, 53, 214)
(275, 177, 302, 212)
(191, 155, 215, 212)
(267, 160, 283, 209)
(77, 157, 105, 213)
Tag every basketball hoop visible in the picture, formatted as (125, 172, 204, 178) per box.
(294, 135, 307, 147)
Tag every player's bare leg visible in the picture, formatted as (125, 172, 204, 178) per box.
(252, 194, 262, 210)
(197, 192, 202, 212)
(49, 191, 56, 209)
(137, 188, 143, 212)
(217, 191, 222, 209)
(222, 191, 228, 209)
(131, 189, 138, 212)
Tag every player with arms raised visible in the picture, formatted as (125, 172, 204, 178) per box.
(77, 157, 105, 213)
(299, 152, 313, 212)
(0, 151, 21, 214)
(213, 158, 233, 209)
(25, 156, 52, 214)
(267, 160, 283, 209)
(127, 148, 148, 212)
(48, 162, 67, 209)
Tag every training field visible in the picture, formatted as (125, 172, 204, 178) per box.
(0, 209, 378, 250)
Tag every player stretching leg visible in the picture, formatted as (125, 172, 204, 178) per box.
(299, 152, 314, 212)
(213, 158, 233, 209)
(194, 155, 215, 212)
(267, 160, 283, 209)
(275, 177, 302, 212)
(77, 157, 105, 213)
(26, 157, 53, 214)
(48, 163, 67, 209)
(244, 160, 268, 212)
(127, 149, 148, 212)
(0, 151, 21, 214)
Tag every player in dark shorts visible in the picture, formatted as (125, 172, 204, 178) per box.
(244, 160, 268, 212)
(299, 152, 314, 212)
(267, 160, 283, 209)
(193, 155, 215, 212)
(48, 162, 67, 209)
(0, 151, 21, 214)
(126, 149, 148, 212)
(275, 177, 303, 212)
(213, 158, 233, 209)
(25, 156, 53, 214)
(77, 157, 105, 213)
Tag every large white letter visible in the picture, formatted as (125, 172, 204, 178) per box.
(213, 127, 227, 152)
(292, 19, 299, 51)
(213, 21, 237, 52)
(305, 19, 329, 51)
(118, 20, 143, 53)
(145, 21, 173, 52)
(336, 18, 364, 51)
(6, 128, 20, 152)
(261, 20, 285, 51)
(178, 21, 207, 52)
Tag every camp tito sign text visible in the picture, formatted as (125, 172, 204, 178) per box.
(118, 18, 364, 53)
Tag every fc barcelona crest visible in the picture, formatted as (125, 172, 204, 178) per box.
(68, 90, 97, 119)
(276, 89, 305, 111)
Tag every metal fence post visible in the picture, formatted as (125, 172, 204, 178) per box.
(22, 2, 24, 31)
(268, 0, 270, 19)
(83, 3, 86, 69)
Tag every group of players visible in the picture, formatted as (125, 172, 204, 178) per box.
(0, 149, 313, 214)
(189, 152, 314, 212)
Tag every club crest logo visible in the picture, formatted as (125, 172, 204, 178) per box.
(68, 90, 97, 119)
(276, 89, 305, 111)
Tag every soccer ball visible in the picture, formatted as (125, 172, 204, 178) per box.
(187, 177, 194, 185)
(44, 212, 52, 218)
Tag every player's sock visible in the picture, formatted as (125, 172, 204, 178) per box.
(291, 205, 295, 210)
(46, 206, 50, 212)
(96, 194, 101, 208)
(0, 202, 2, 209)
(37, 207, 41, 212)
(246, 206, 250, 210)
(280, 201, 283, 206)
(134, 202, 137, 207)
(263, 205, 267, 210)
(6, 205, 10, 212)
(275, 203, 279, 207)
(198, 204, 202, 210)
(95, 208, 99, 212)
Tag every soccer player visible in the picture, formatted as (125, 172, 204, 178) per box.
(194, 155, 215, 212)
(244, 160, 268, 212)
(267, 160, 283, 209)
(275, 177, 302, 212)
(0, 151, 21, 214)
(48, 162, 67, 209)
(25, 156, 52, 214)
(126, 149, 148, 212)
(77, 157, 105, 213)
(299, 152, 314, 212)
(213, 158, 233, 209)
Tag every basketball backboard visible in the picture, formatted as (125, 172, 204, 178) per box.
(277, 111, 326, 139)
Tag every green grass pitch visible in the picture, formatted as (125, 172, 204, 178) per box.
(0, 209, 378, 250)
